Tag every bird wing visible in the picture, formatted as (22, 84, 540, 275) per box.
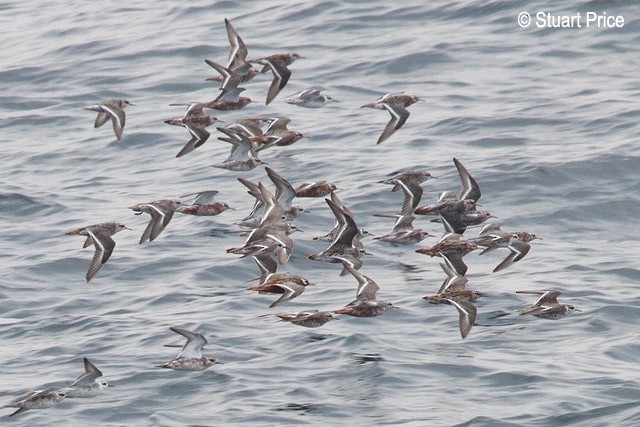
(269, 283, 303, 307)
(343, 263, 379, 301)
(94, 112, 110, 128)
(215, 87, 245, 103)
(70, 357, 103, 387)
(264, 61, 292, 105)
(224, 18, 250, 70)
(376, 103, 410, 144)
(264, 117, 291, 132)
(253, 254, 277, 283)
(85, 229, 116, 282)
(226, 132, 254, 162)
(102, 104, 125, 140)
(447, 298, 477, 339)
(258, 183, 285, 226)
(396, 179, 423, 215)
(324, 198, 357, 249)
(182, 190, 218, 205)
(170, 326, 207, 359)
(176, 134, 207, 158)
(453, 158, 481, 202)
(535, 290, 562, 306)
(140, 203, 174, 243)
(493, 240, 530, 273)
(265, 167, 296, 210)
(440, 252, 468, 277)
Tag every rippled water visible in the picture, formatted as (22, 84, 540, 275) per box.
(2, 0, 640, 425)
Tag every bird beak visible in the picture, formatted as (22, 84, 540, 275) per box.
(124, 226, 133, 230)
(107, 384, 115, 388)
(391, 304, 400, 309)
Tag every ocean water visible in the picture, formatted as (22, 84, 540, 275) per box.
(2, 0, 640, 425)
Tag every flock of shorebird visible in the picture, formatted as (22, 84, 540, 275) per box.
(5, 358, 109, 417)
(6, 18, 579, 417)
